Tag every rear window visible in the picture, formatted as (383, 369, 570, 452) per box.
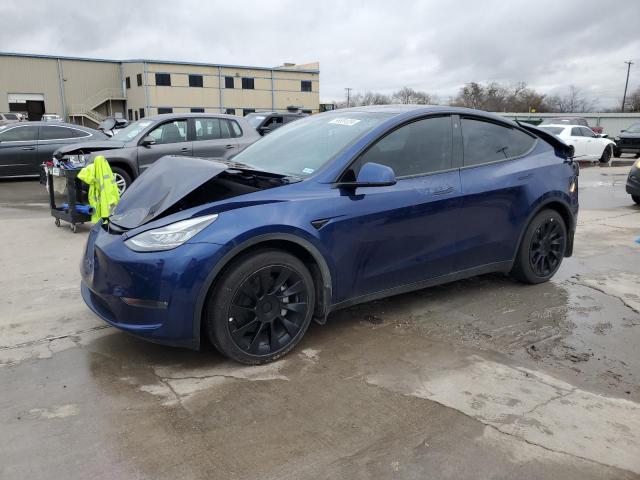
(462, 118, 536, 166)
(4, 114, 18, 120)
(538, 126, 564, 135)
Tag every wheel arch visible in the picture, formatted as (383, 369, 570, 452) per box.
(193, 233, 333, 350)
(107, 160, 136, 181)
(514, 196, 576, 263)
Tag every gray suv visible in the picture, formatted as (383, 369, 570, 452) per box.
(54, 113, 260, 193)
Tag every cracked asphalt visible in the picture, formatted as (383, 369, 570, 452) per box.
(1, 165, 639, 479)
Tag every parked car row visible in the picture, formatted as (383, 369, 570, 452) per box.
(538, 124, 615, 163)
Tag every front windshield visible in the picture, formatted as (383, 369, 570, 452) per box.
(626, 123, 640, 133)
(232, 111, 394, 177)
(246, 114, 266, 128)
(110, 119, 153, 141)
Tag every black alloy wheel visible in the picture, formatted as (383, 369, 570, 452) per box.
(599, 146, 611, 164)
(207, 249, 315, 364)
(511, 210, 567, 284)
(229, 265, 309, 355)
(529, 217, 564, 277)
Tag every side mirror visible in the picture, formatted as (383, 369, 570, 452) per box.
(337, 162, 397, 189)
(621, 129, 627, 133)
(140, 135, 156, 147)
(258, 126, 272, 136)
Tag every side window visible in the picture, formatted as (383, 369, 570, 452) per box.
(355, 116, 453, 177)
(194, 118, 222, 141)
(224, 77, 234, 89)
(301, 80, 312, 92)
(580, 127, 596, 138)
(155, 73, 171, 86)
(40, 126, 75, 140)
(461, 118, 535, 166)
(570, 127, 582, 137)
(241, 78, 255, 89)
(264, 116, 284, 129)
(72, 128, 91, 138)
(148, 120, 187, 144)
(0, 125, 38, 142)
(225, 108, 236, 115)
(228, 120, 242, 137)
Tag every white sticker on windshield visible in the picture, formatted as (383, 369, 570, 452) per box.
(302, 167, 315, 174)
(329, 118, 361, 126)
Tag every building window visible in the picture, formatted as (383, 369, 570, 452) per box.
(241, 78, 255, 89)
(189, 75, 203, 88)
(134, 110, 139, 121)
(127, 109, 133, 121)
(125, 77, 131, 89)
(155, 73, 171, 86)
(225, 76, 234, 89)
(190, 108, 205, 113)
(137, 73, 142, 86)
(225, 108, 236, 115)
(139, 108, 145, 119)
(157, 107, 173, 114)
(242, 108, 256, 116)
(301, 80, 312, 92)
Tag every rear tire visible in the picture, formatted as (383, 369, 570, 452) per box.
(613, 147, 621, 158)
(632, 195, 640, 205)
(111, 166, 131, 195)
(511, 210, 567, 284)
(206, 249, 315, 365)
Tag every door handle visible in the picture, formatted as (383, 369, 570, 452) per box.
(21, 146, 36, 151)
(180, 147, 189, 152)
(225, 144, 236, 149)
(433, 185, 454, 195)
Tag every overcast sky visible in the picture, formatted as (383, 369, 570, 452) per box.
(1, 0, 638, 108)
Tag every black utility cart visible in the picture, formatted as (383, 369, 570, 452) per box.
(47, 166, 91, 233)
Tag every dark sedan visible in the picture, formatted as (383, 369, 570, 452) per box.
(0, 122, 106, 177)
(613, 123, 640, 158)
(626, 159, 640, 204)
(54, 113, 261, 193)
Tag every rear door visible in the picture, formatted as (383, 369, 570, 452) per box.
(580, 126, 601, 159)
(0, 124, 39, 176)
(191, 117, 238, 159)
(566, 127, 589, 160)
(457, 117, 538, 271)
(136, 119, 191, 172)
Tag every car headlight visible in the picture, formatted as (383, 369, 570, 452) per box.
(614, 136, 621, 141)
(124, 214, 218, 252)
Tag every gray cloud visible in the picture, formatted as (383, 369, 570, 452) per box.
(0, 0, 638, 107)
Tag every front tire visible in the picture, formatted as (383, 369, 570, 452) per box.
(111, 166, 131, 195)
(632, 195, 640, 205)
(599, 145, 611, 164)
(206, 249, 316, 364)
(511, 210, 567, 284)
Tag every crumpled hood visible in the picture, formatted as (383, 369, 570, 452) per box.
(109, 156, 228, 229)
(54, 140, 126, 159)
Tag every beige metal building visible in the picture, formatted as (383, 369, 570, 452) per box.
(0, 52, 320, 126)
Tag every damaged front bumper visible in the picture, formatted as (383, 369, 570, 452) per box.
(80, 221, 228, 349)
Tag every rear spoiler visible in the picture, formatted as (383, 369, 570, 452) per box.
(516, 121, 575, 159)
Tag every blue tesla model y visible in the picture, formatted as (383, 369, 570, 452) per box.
(81, 106, 578, 364)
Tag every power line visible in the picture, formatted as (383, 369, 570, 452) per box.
(621, 61, 633, 112)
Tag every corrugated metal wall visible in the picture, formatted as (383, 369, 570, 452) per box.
(0, 56, 62, 114)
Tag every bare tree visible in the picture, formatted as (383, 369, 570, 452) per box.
(623, 86, 640, 112)
(391, 87, 435, 105)
(547, 85, 596, 113)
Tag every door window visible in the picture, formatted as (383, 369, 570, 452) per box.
(580, 127, 596, 138)
(461, 118, 535, 166)
(40, 126, 76, 140)
(148, 120, 187, 144)
(194, 118, 222, 141)
(355, 116, 453, 177)
(0, 125, 38, 142)
(228, 120, 242, 137)
(570, 127, 583, 137)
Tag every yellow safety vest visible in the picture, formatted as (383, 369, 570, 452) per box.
(78, 156, 120, 222)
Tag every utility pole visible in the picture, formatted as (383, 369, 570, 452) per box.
(621, 61, 633, 112)
(345, 88, 352, 108)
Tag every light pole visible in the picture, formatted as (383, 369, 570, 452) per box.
(621, 61, 633, 112)
(345, 88, 352, 108)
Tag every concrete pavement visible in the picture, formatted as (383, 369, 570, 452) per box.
(0, 166, 639, 479)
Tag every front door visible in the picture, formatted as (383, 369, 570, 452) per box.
(136, 119, 192, 172)
(323, 115, 462, 302)
(0, 124, 39, 176)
